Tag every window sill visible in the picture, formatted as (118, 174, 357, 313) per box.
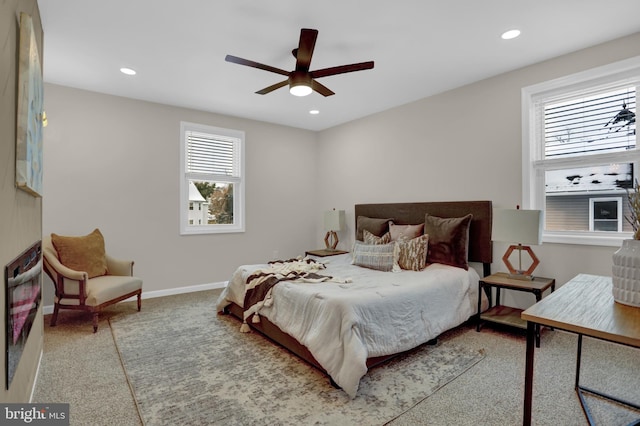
(180, 224, 245, 235)
(543, 231, 632, 247)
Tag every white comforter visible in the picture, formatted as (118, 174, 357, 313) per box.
(215, 253, 483, 398)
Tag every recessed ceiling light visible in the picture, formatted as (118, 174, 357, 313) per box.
(501, 29, 521, 40)
(309, 109, 320, 115)
(120, 67, 137, 75)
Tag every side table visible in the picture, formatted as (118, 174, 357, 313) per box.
(477, 272, 555, 347)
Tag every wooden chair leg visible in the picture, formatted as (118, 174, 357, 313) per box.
(137, 292, 141, 311)
(92, 312, 99, 333)
(50, 304, 59, 327)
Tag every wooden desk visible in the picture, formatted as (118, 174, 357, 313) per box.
(521, 274, 640, 426)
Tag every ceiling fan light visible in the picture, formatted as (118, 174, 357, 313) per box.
(289, 71, 313, 96)
(290, 84, 312, 97)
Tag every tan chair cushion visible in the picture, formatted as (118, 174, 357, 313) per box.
(51, 229, 108, 278)
(57, 275, 143, 307)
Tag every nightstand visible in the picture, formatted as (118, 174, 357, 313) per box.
(477, 272, 555, 347)
(305, 249, 349, 257)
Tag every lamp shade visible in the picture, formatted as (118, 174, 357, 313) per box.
(492, 209, 543, 245)
(324, 210, 345, 232)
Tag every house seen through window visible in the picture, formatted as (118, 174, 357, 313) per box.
(523, 58, 638, 245)
(180, 122, 245, 235)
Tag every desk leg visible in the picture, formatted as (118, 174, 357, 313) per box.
(574, 334, 640, 425)
(523, 320, 536, 426)
(534, 290, 542, 348)
(476, 282, 482, 332)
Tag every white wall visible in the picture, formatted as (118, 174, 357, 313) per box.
(43, 32, 640, 310)
(42, 85, 319, 304)
(317, 32, 640, 307)
(1, 0, 44, 403)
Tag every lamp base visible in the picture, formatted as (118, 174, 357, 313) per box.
(324, 231, 339, 250)
(502, 244, 539, 279)
(506, 273, 535, 281)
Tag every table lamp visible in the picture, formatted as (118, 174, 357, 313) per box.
(323, 209, 345, 250)
(492, 207, 543, 280)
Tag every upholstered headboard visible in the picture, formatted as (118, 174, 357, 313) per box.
(354, 200, 493, 274)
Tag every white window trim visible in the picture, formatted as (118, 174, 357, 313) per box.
(179, 121, 245, 235)
(522, 55, 640, 246)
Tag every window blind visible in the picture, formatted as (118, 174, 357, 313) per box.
(544, 86, 636, 159)
(186, 131, 240, 177)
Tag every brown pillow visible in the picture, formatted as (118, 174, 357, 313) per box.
(389, 222, 424, 241)
(51, 228, 108, 278)
(356, 216, 393, 241)
(424, 214, 472, 270)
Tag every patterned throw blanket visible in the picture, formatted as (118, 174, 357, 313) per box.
(241, 257, 348, 332)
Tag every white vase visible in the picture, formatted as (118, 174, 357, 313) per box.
(612, 239, 640, 307)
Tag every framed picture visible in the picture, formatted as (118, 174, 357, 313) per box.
(16, 12, 44, 197)
(5, 241, 41, 389)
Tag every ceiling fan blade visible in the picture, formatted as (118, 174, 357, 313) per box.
(310, 61, 374, 79)
(311, 80, 335, 97)
(225, 55, 290, 76)
(295, 28, 318, 71)
(256, 80, 289, 95)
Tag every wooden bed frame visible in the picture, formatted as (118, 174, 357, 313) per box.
(223, 200, 493, 376)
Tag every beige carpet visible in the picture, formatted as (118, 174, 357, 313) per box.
(33, 289, 640, 426)
(109, 293, 485, 425)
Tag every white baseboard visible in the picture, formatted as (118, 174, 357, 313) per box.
(41, 281, 228, 315)
(30, 349, 43, 403)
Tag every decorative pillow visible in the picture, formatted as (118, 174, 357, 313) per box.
(396, 234, 429, 271)
(51, 228, 108, 278)
(351, 241, 400, 272)
(389, 222, 424, 241)
(363, 229, 391, 245)
(424, 214, 473, 270)
(356, 216, 393, 241)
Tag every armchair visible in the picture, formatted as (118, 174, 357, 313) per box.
(42, 230, 142, 332)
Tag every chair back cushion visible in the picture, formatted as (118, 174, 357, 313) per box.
(51, 228, 108, 278)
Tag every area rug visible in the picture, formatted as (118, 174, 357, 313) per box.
(109, 293, 485, 426)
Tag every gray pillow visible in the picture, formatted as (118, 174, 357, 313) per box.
(356, 216, 393, 241)
(351, 241, 399, 272)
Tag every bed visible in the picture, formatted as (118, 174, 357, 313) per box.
(216, 200, 492, 398)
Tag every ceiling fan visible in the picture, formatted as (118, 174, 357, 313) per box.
(225, 28, 374, 97)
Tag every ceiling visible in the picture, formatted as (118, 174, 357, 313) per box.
(38, 1, 640, 132)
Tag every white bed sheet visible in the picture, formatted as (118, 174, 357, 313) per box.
(215, 253, 484, 398)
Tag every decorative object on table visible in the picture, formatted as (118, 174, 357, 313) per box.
(612, 179, 640, 307)
(492, 207, 543, 280)
(323, 209, 345, 250)
(15, 13, 45, 197)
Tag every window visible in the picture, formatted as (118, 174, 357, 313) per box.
(523, 56, 639, 246)
(180, 122, 245, 235)
(589, 197, 622, 232)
